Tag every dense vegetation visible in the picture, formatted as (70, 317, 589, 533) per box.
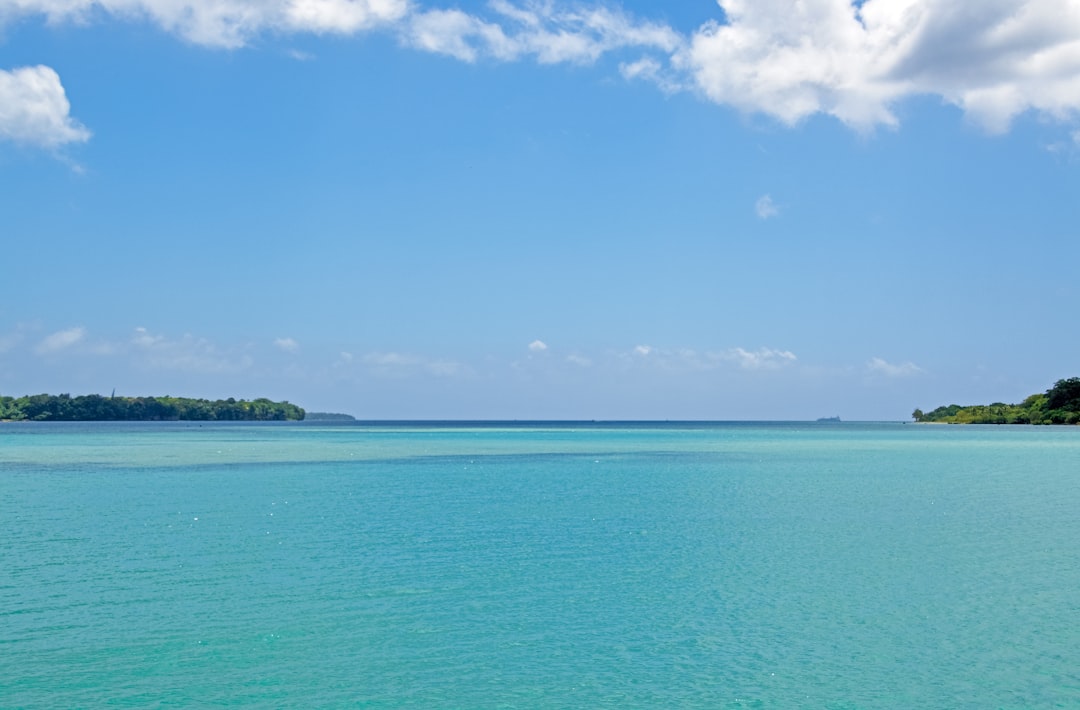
(305, 412, 356, 421)
(0, 394, 305, 422)
(914, 378, 1080, 424)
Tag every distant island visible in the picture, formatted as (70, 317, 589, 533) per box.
(304, 412, 357, 421)
(0, 394, 304, 422)
(914, 377, 1080, 425)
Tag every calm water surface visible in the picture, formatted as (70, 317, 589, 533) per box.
(2, 422, 1079, 707)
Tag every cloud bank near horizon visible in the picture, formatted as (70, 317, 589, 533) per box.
(3, 0, 1080, 150)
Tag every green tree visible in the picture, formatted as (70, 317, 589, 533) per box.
(1047, 378, 1080, 412)
(0, 393, 304, 421)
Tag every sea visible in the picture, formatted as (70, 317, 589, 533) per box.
(2, 421, 1079, 708)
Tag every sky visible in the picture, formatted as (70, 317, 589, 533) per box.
(2, 0, 1079, 420)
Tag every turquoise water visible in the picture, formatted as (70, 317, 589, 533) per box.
(2, 421, 1080, 707)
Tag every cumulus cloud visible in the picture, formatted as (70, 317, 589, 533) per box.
(0, 66, 91, 148)
(721, 347, 797, 370)
(755, 194, 779, 219)
(634, 345, 652, 356)
(867, 356, 923, 377)
(274, 336, 300, 352)
(528, 339, 548, 352)
(6, 0, 1080, 138)
(678, 0, 1080, 132)
(36, 326, 86, 354)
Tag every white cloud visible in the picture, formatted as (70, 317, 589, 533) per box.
(404, 1, 681, 65)
(274, 336, 300, 352)
(616, 344, 798, 373)
(405, 9, 512, 62)
(619, 56, 684, 93)
(6, 0, 1080, 137)
(131, 327, 252, 374)
(566, 353, 592, 366)
(679, 0, 1080, 132)
(363, 351, 419, 367)
(3, 0, 684, 61)
(285, 0, 406, 34)
(0, 66, 90, 148)
(721, 347, 797, 370)
(755, 194, 779, 219)
(619, 56, 660, 81)
(36, 326, 86, 354)
(867, 356, 923, 377)
(1, 0, 408, 48)
(1044, 127, 1080, 155)
(528, 339, 548, 352)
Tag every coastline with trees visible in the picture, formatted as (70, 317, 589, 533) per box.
(914, 378, 1080, 425)
(0, 394, 304, 422)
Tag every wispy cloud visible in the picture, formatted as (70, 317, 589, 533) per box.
(0, 0, 408, 49)
(404, 1, 681, 65)
(566, 353, 592, 367)
(0, 331, 24, 353)
(131, 327, 252, 374)
(528, 339, 548, 352)
(755, 194, 779, 219)
(1046, 129, 1080, 156)
(274, 337, 300, 353)
(36, 326, 86, 354)
(363, 352, 419, 367)
(619, 56, 683, 93)
(616, 344, 798, 373)
(720, 347, 797, 370)
(0, 66, 90, 149)
(867, 357, 923, 378)
(286, 48, 316, 61)
(361, 351, 464, 377)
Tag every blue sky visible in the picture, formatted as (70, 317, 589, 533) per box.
(2, 0, 1079, 419)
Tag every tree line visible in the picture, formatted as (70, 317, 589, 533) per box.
(913, 377, 1080, 424)
(0, 394, 305, 421)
